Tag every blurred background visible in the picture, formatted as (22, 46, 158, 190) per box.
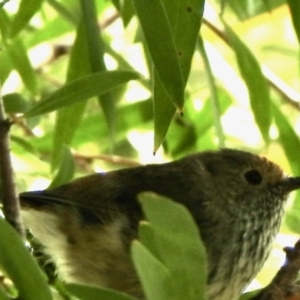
(1, 0, 300, 295)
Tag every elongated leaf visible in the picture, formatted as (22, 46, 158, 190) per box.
(80, 0, 115, 133)
(197, 37, 225, 147)
(194, 88, 232, 135)
(286, 0, 300, 43)
(65, 283, 137, 300)
(0, 218, 52, 300)
(51, 19, 90, 170)
(272, 103, 300, 175)
(10, 0, 43, 38)
(131, 241, 177, 300)
(0, 7, 10, 41)
(0, 50, 12, 84)
(48, 146, 74, 189)
(224, 23, 271, 143)
(133, 0, 184, 109)
(3, 93, 30, 113)
(7, 38, 38, 94)
(26, 16, 73, 47)
(153, 71, 176, 152)
(24, 71, 140, 117)
(138, 221, 160, 259)
(272, 101, 300, 232)
(163, 0, 204, 82)
(0, 288, 9, 300)
(138, 193, 207, 300)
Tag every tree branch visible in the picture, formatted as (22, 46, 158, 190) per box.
(0, 84, 24, 238)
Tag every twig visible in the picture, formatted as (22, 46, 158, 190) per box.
(0, 83, 24, 238)
(251, 239, 300, 300)
(100, 10, 120, 30)
(73, 151, 142, 167)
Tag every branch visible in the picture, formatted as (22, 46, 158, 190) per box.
(250, 239, 300, 300)
(0, 84, 24, 238)
(73, 151, 142, 168)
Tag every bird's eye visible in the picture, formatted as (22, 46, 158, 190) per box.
(244, 170, 262, 185)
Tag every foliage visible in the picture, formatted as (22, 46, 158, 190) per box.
(0, 0, 300, 299)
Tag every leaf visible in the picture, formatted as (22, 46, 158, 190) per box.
(26, 16, 73, 47)
(6, 38, 38, 95)
(0, 7, 10, 41)
(3, 93, 30, 113)
(163, 0, 205, 82)
(153, 71, 176, 153)
(223, 22, 271, 143)
(137, 193, 207, 300)
(132, 0, 184, 109)
(24, 71, 140, 117)
(11, 135, 37, 155)
(131, 241, 177, 300)
(48, 146, 74, 189)
(284, 0, 300, 43)
(194, 88, 232, 135)
(51, 19, 90, 170)
(65, 283, 137, 300)
(138, 221, 160, 259)
(10, 0, 43, 38)
(272, 102, 300, 232)
(0, 288, 10, 300)
(80, 0, 115, 136)
(197, 37, 225, 147)
(134, 0, 204, 150)
(0, 218, 52, 300)
(272, 102, 300, 175)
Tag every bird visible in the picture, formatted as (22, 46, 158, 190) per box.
(19, 149, 300, 300)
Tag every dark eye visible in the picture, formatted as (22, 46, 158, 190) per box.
(244, 170, 262, 185)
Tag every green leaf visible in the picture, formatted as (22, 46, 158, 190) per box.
(48, 145, 74, 189)
(137, 193, 207, 300)
(272, 102, 300, 175)
(24, 71, 140, 117)
(0, 288, 10, 300)
(120, 0, 135, 27)
(0, 218, 52, 300)
(134, 0, 204, 151)
(0, 50, 12, 84)
(10, 0, 43, 38)
(197, 37, 225, 147)
(11, 135, 37, 155)
(138, 221, 160, 259)
(3, 93, 30, 113)
(26, 16, 73, 47)
(0, 7, 10, 41)
(132, 0, 184, 109)
(153, 71, 176, 152)
(6, 38, 38, 95)
(80, 0, 115, 136)
(51, 19, 90, 170)
(65, 283, 137, 300)
(286, 0, 300, 43)
(272, 102, 300, 232)
(194, 88, 232, 136)
(131, 240, 177, 300)
(163, 0, 204, 82)
(223, 23, 271, 143)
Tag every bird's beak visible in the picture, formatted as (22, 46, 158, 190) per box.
(281, 177, 300, 193)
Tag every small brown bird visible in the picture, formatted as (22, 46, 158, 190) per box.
(19, 149, 300, 300)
